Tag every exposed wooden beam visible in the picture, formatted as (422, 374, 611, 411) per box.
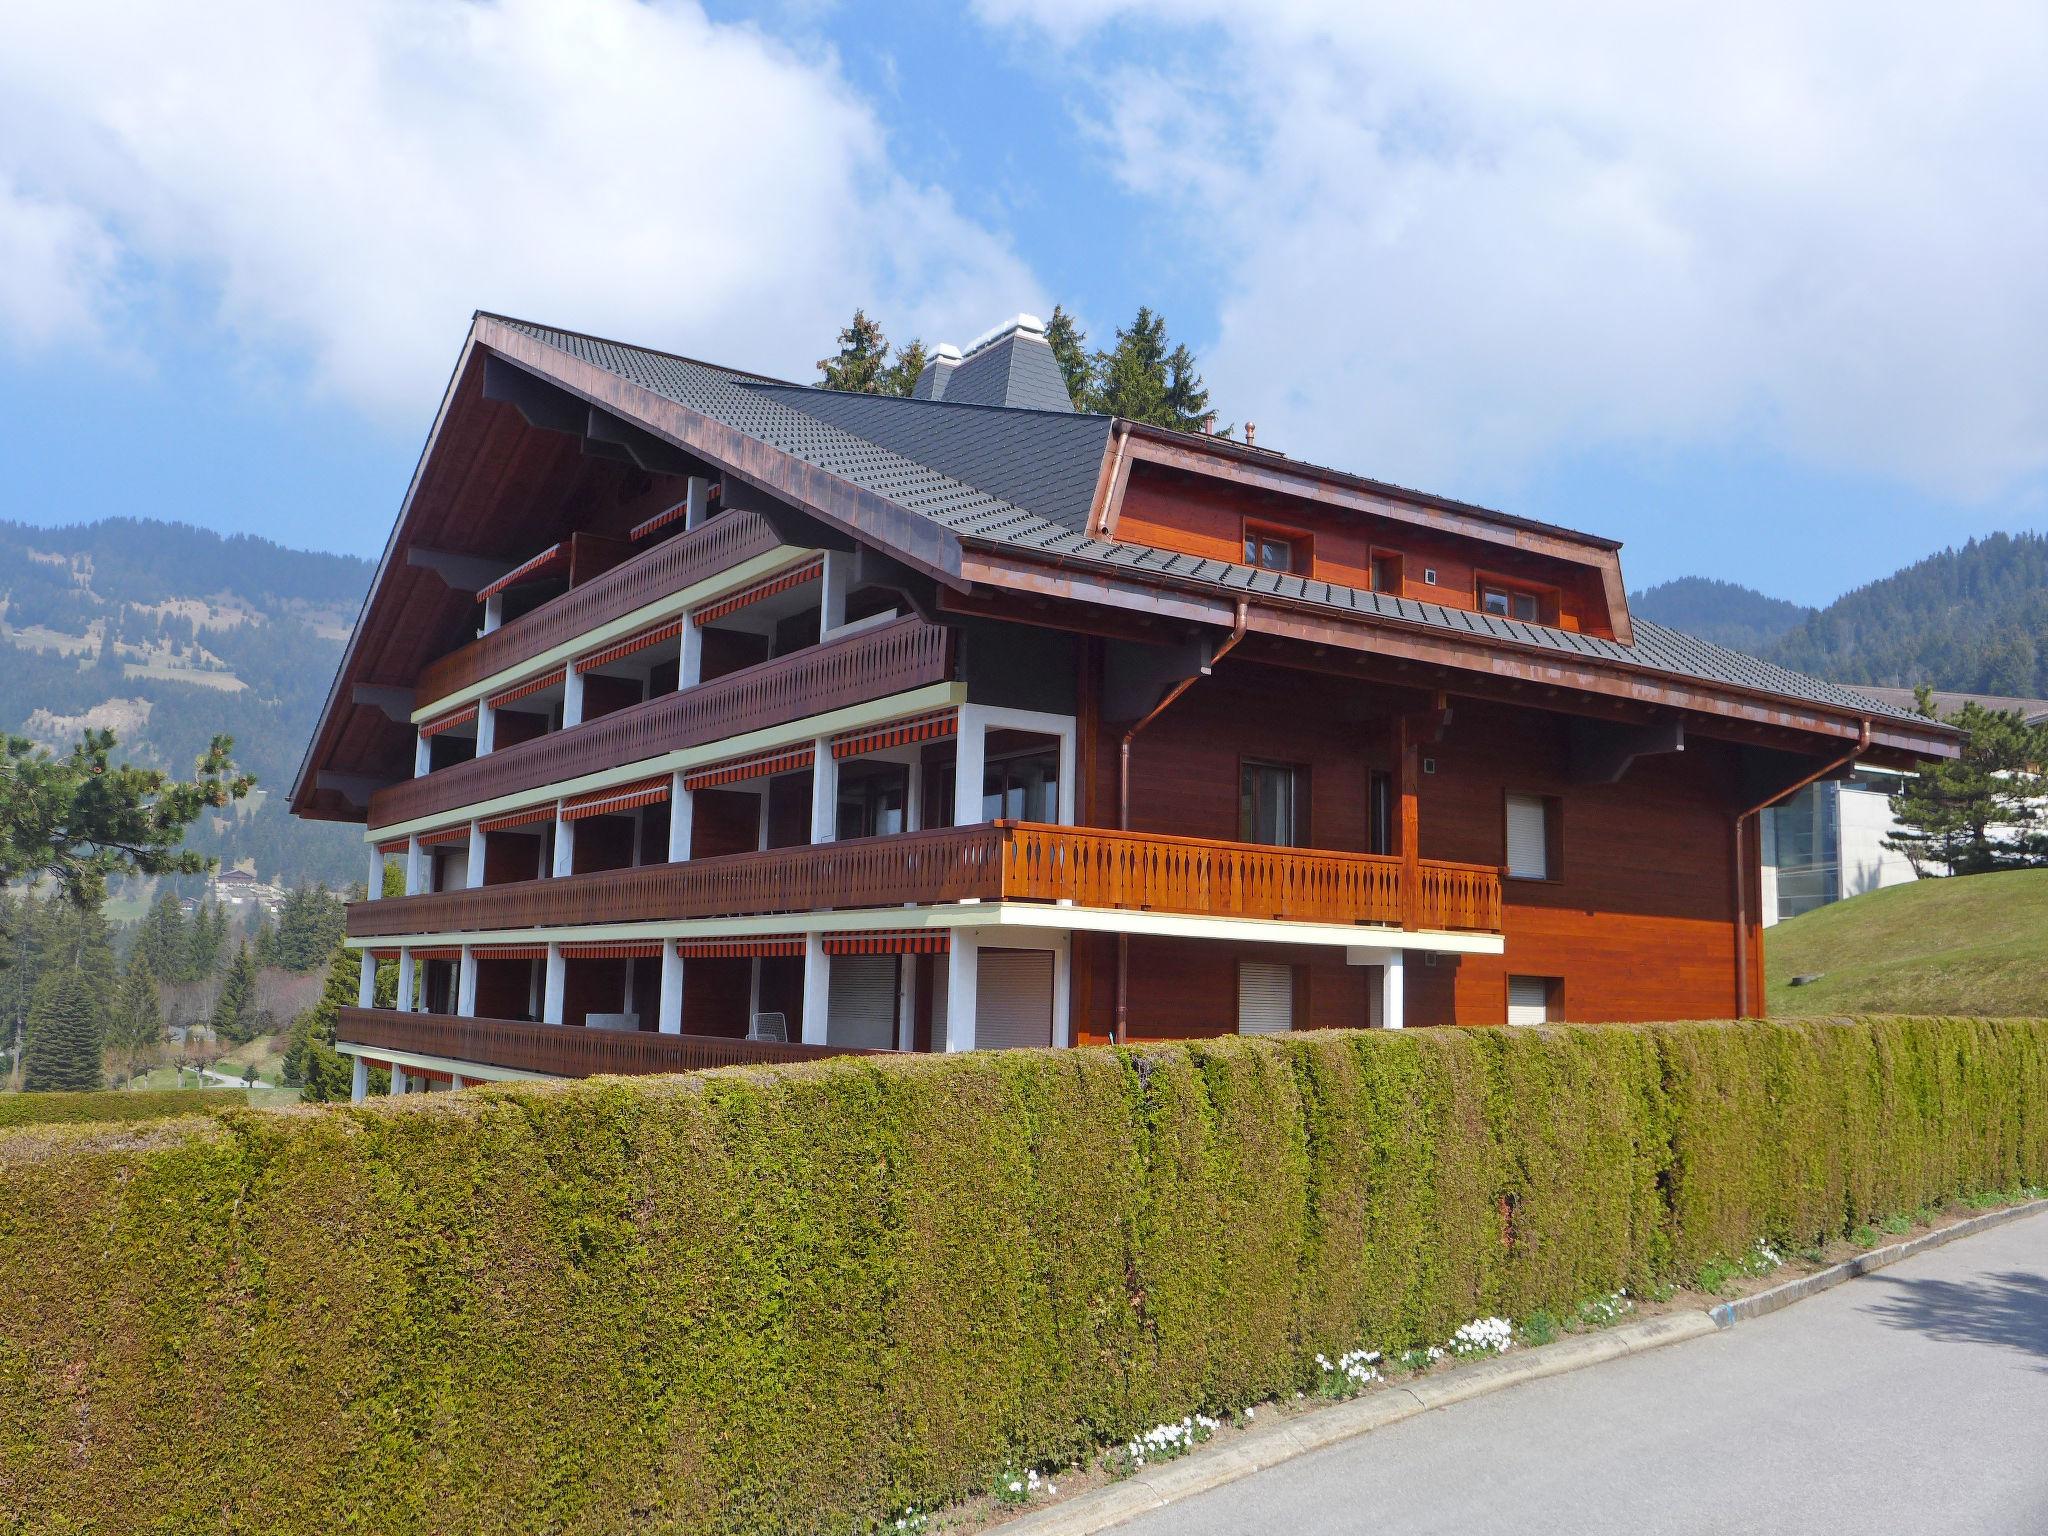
(1568, 717, 1685, 784)
(405, 545, 517, 594)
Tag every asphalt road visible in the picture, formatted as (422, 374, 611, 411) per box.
(1116, 1210, 2048, 1536)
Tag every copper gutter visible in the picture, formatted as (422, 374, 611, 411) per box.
(1113, 599, 1249, 1041)
(1731, 719, 1870, 1017)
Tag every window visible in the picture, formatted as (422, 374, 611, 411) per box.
(1240, 761, 1304, 846)
(1481, 584, 1543, 622)
(1370, 552, 1402, 595)
(982, 745, 1060, 823)
(1368, 770, 1393, 856)
(836, 761, 908, 840)
(1505, 793, 1558, 880)
(1507, 975, 1559, 1025)
(1238, 962, 1296, 1034)
(1243, 527, 1300, 573)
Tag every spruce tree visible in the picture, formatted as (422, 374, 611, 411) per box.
(1044, 305, 1091, 407)
(108, 959, 165, 1085)
(1886, 696, 2048, 875)
(135, 889, 189, 981)
(22, 969, 104, 1092)
(284, 944, 371, 1102)
(817, 309, 893, 393)
(211, 942, 260, 1045)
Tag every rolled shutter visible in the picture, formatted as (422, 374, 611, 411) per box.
(976, 949, 1054, 1051)
(1237, 962, 1295, 1034)
(827, 954, 898, 1049)
(1507, 975, 1552, 1025)
(930, 958, 949, 1053)
(1506, 794, 1550, 879)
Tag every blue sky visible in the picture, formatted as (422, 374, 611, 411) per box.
(1, 0, 2042, 609)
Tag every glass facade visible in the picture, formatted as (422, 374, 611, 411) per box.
(1765, 783, 1840, 920)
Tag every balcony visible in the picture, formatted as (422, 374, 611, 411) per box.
(369, 614, 956, 831)
(347, 821, 1505, 938)
(415, 508, 789, 706)
(336, 1007, 875, 1078)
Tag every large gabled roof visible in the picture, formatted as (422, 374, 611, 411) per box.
(489, 316, 1933, 733)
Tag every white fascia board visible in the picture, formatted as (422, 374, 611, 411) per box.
(412, 546, 819, 723)
(368, 681, 965, 842)
(349, 900, 1506, 956)
(333, 1041, 555, 1083)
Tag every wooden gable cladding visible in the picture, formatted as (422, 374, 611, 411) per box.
(1114, 462, 1618, 637)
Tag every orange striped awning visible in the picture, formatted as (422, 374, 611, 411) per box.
(418, 702, 478, 738)
(477, 542, 566, 601)
(559, 940, 666, 960)
(374, 837, 410, 856)
(561, 776, 670, 822)
(682, 744, 813, 791)
(479, 803, 557, 834)
(364, 948, 401, 962)
(407, 946, 462, 962)
(576, 617, 684, 673)
(675, 935, 805, 959)
(472, 943, 550, 961)
(488, 666, 565, 710)
(630, 500, 690, 541)
(824, 930, 951, 955)
(833, 708, 958, 759)
(415, 823, 472, 848)
(691, 556, 822, 625)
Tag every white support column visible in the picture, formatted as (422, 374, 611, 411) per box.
(350, 1055, 368, 1104)
(819, 551, 851, 637)
(366, 845, 383, 899)
(1381, 952, 1405, 1030)
(945, 929, 979, 1050)
(391, 1064, 411, 1096)
(481, 592, 504, 634)
(357, 951, 377, 1008)
(542, 943, 566, 1025)
(457, 946, 477, 1017)
(953, 705, 986, 827)
(684, 474, 710, 531)
(658, 946, 685, 1034)
(896, 953, 918, 1053)
(756, 787, 771, 852)
(905, 758, 925, 834)
(622, 957, 638, 1018)
(801, 933, 830, 1045)
(1052, 943, 1073, 1047)
(466, 822, 486, 889)
(747, 956, 763, 1032)
(667, 774, 693, 862)
(395, 949, 416, 1013)
(679, 617, 704, 690)
(406, 835, 427, 896)
(552, 807, 575, 877)
(450, 1073, 468, 1091)
(809, 736, 837, 844)
(414, 731, 432, 778)
(562, 667, 586, 728)
(475, 704, 497, 756)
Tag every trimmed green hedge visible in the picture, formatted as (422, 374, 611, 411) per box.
(0, 1086, 247, 1129)
(2, 1017, 2043, 1534)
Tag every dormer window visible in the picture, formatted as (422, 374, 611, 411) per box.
(1244, 529, 1298, 573)
(1480, 582, 1548, 624)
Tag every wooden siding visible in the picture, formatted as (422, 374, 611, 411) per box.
(338, 1007, 874, 1077)
(414, 509, 786, 704)
(367, 615, 955, 831)
(346, 822, 1503, 938)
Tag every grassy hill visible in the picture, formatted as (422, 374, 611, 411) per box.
(0, 518, 373, 889)
(1766, 869, 2048, 1017)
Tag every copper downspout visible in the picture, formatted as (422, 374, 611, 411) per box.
(1114, 599, 1250, 1041)
(1731, 719, 1870, 1017)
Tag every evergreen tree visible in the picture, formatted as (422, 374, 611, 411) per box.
(210, 942, 261, 1045)
(268, 886, 345, 972)
(188, 900, 227, 978)
(1886, 693, 2048, 875)
(107, 958, 165, 1085)
(1044, 305, 1091, 406)
(249, 909, 277, 968)
(135, 889, 189, 981)
(878, 338, 928, 398)
(22, 968, 104, 1092)
(817, 309, 893, 393)
(283, 944, 381, 1101)
(1088, 306, 1170, 422)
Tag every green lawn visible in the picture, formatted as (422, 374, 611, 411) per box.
(1767, 868, 2048, 1017)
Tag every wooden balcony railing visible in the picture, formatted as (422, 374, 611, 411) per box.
(416, 509, 788, 706)
(348, 822, 1504, 938)
(368, 615, 955, 831)
(337, 1007, 874, 1078)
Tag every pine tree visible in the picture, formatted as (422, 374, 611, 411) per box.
(284, 944, 377, 1102)
(135, 888, 189, 981)
(878, 339, 928, 398)
(188, 900, 227, 978)
(22, 968, 104, 1092)
(1044, 305, 1091, 407)
(107, 958, 165, 1085)
(817, 309, 893, 393)
(1076, 307, 1219, 433)
(210, 942, 260, 1045)
(1886, 694, 2048, 875)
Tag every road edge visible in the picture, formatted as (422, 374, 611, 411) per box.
(996, 1199, 2048, 1536)
(1708, 1197, 2048, 1327)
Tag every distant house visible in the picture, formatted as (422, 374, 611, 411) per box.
(1761, 686, 2048, 924)
(209, 865, 286, 915)
(288, 310, 1958, 1097)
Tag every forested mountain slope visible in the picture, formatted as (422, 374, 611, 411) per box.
(0, 519, 372, 888)
(1629, 576, 1813, 652)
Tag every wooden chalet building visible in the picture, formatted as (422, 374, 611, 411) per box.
(291, 311, 1956, 1096)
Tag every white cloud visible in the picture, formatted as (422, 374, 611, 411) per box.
(978, 0, 2048, 504)
(0, 0, 1041, 419)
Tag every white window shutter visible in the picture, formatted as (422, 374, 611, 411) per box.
(826, 955, 898, 1049)
(1507, 975, 1551, 1025)
(1238, 962, 1295, 1034)
(976, 949, 1054, 1050)
(1506, 794, 1550, 879)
